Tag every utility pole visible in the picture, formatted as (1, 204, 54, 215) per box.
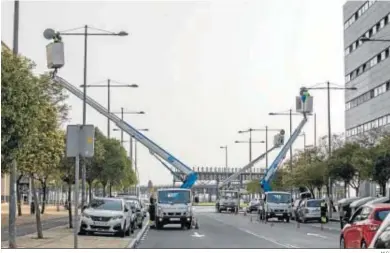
(9, 0, 19, 249)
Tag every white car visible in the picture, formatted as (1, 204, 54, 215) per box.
(78, 197, 132, 237)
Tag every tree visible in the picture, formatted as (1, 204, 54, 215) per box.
(99, 138, 129, 196)
(85, 128, 106, 200)
(372, 133, 390, 195)
(246, 179, 260, 194)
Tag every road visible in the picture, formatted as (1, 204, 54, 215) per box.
(1, 216, 69, 241)
(137, 207, 341, 248)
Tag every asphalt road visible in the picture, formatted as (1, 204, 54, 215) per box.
(1, 216, 69, 241)
(137, 207, 341, 248)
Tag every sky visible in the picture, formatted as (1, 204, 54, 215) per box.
(1, 0, 348, 186)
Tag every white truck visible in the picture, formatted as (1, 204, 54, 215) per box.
(154, 188, 196, 230)
(263, 191, 292, 222)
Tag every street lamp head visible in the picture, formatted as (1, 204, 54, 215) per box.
(234, 141, 239, 143)
(349, 87, 358, 90)
(128, 84, 138, 88)
(43, 28, 56, 40)
(117, 31, 129, 36)
(238, 131, 243, 134)
(139, 128, 149, 132)
(113, 128, 120, 131)
(269, 112, 276, 115)
(138, 111, 145, 114)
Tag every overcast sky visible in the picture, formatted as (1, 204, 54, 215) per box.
(2, 0, 347, 185)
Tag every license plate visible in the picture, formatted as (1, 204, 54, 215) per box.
(275, 213, 283, 216)
(170, 218, 180, 221)
(94, 221, 108, 226)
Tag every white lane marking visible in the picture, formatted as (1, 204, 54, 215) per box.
(307, 233, 328, 239)
(239, 228, 298, 248)
(191, 232, 205, 238)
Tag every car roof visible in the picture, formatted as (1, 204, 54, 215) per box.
(265, 191, 290, 195)
(307, 199, 322, 202)
(350, 196, 376, 208)
(364, 203, 390, 210)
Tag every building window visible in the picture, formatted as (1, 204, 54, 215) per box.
(345, 12, 390, 56)
(344, 1, 377, 30)
(347, 114, 390, 137)
(345, 79, 390, 111)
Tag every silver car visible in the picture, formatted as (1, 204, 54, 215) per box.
(297, 199, 326, 223)
(79, 197, 132, 237)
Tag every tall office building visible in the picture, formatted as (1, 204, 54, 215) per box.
(344, 1, 390, 139)
(343, 1, 390, 197)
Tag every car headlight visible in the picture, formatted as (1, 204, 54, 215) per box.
(82, 213, 90, 219)
(112, 215, 123, 220)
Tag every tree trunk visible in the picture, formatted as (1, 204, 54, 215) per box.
(102, 182, 107, 197)
(67, 183, 73, 229)
(16, 175, 23, 216)
(41, 181, 47, 214)
(308, 187, 315, 198)
(109, 182, 112, 197)
(354, 187, 359, 197)
(380, 183, 387, 196)
(31, 177, 43, 239)
(87, 181, 92, 202)
(316, 187, 322, 198)
(344, 181, 348, 198)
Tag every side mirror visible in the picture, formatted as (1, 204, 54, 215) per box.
(82, 205, 88, 211)
(124, 207, 129, 212)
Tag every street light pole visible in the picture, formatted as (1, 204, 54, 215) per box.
(289, 109, 293, 178)
(302, 81, 357, 218)
(219, 146, 228, 169)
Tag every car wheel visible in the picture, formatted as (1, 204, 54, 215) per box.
(138, 223, 143, 229)
(361, 240, 367, 249)
(340, 237, 345, 249)
(118, 222, 126, 238)
(285, 217, 290, 223)
(78, 226, 86, 236)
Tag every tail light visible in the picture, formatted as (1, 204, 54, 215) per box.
(368, 224, 379, 231)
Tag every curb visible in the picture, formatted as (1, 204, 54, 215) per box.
(126, 216, 150, 249)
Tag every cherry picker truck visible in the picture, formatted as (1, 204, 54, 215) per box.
(45, 38, 200, 229)
(215, 130, 285, 213)
(257, 89, 313, 221)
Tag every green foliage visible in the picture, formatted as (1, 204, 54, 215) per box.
(246, 179, 260, 194)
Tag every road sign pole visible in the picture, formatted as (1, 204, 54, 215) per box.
(74, 155, 79, 248)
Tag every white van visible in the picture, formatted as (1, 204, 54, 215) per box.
(263, 191, 292, 222)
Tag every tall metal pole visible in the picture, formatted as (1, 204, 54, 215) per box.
(9, 1, 19, 248)
(130, 136, 134, 167)
(327, 81, 333, 218)
(249, 130, 252, 180)
(107, 79, 111, 138)
(289, 109, 293, 196)
(314, 113, 317, 147)
(120, 108, 124, 144)
(74, 155, 80, 249)
(265, 126, 269, 169)
(81, 25, 88, 207)
(289, 109, 293, 173)
(225, 147, 228, 169)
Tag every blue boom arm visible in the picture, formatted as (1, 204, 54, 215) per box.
(54, 76, 198, 189)
(260, 115, 308, 192)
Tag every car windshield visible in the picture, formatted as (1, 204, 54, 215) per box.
(88, 199, 122, 211)
(375, 210, 390, 221)
(158, 190, 190, 204)
(307, 200, 322, 208)
(267, 193, 291, 204)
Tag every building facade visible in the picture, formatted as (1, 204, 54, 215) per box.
(343, 1, 390, 138)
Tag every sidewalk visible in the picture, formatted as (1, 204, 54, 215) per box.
(1, 225, 133, 248)
(1, 204, 68, 227)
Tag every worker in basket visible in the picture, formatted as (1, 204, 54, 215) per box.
(149, 193, 156, 226)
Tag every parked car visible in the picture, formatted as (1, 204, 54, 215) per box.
(118, 195, 147, 218)
(337, 197, 363, 229)
(340, 203, 390, 248)
(126, 199, 143, 230)
(78, 197, 132, 237)
(369, 209, 390, 248)
(247, 199, 260, 213)
(297, 198, 327, 223)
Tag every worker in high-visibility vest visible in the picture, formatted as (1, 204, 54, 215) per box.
(320, 200, 328, 224)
